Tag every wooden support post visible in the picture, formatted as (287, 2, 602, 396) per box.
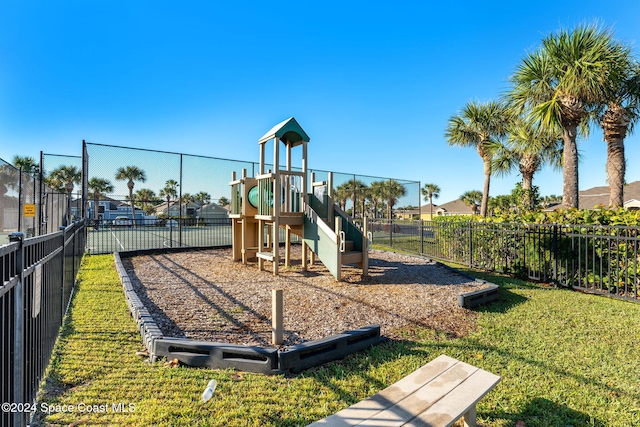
(328, 172, 334, 225)
(285, 227, 291, 267)
(362, 217, 369, 276)
(241, 218, 248, 264)
(272, 289, 283, 345)
(258, 220, 264, 271)
(335, 216, 342, 281)
(273, 138, 280, 276)
(302, 241, 308, 271)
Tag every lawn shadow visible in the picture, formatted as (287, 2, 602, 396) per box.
(121, 258, 186, 339)
(498, 397, 603, 427)
(295, 337, 429, 423)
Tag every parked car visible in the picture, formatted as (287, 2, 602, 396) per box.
(165, 219, 178, 228)
(113, 216, 133, 227)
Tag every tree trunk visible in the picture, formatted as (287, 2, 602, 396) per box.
(607, 137, 626, 208)
(429, 196, 433, 220)
(562, 124, 579, 209)
(94, 193, 99, 221)
(481, 158, 491, 217)
(602, 104, 630, 208)
(351, 195, 356, 218)
(129, 189, 137, 227)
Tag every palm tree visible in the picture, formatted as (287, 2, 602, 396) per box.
(12, 155, 39, 175)
(216, 195, 228, 207)
(368, 181, 386, 219)
(380, 179, 406, 219)
(181, 193, 194, 217)
(446, 100, 510, 216)
(193, 192, 212, 222)
(492, 116, 562, 210)
(599, 59, 640, 207)
(11, 156, 39, 222)
(421, 183, 441, 220)
(334, 183, 350, 211)
(49, 165, 82, 224)
(191, 191, 211, 207)
(341, 179, 367, 218)
(460, 190, 483, 215)
(193, 191, 211, 209)
(510, 24, 623, 208)
(135, 188, 159, 216)
(115, 166, 146, 226)
(159, 179, 179, 217)
(358, 185, 371, 219)
(88, 177, 114, 224)
(49, 165, 81, 195)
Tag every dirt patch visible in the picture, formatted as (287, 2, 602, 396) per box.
(122, 247, 485, 347)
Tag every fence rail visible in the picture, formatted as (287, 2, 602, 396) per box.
(1, 220, 86, 427)
(370, 219, 640, 302)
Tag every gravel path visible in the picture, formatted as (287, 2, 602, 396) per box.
(122, 247, 486, 348)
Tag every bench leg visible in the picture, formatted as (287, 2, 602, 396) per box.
(463, 405, 476, 427)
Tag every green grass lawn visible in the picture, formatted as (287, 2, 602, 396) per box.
(35, 254, 640, 426)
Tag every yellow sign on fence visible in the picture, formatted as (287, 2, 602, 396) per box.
(24, 204, 36, 217)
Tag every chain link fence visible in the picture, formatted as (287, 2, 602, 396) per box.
(0, 156, 70, 245)
(82, 142, 420, 254)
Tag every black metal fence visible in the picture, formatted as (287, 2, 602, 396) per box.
(370, 219, 640, 302)
(1, 220, 86, 427)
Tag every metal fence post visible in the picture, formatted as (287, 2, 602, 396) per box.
(468, 221, 473, 268)
(9, 232, 25, 427)
(552, 223, 558, 285)
(179, 154, 183, 248)
(17, 169, 23, 234)
(60, 226, 67, 321)
(420, 219, 424, 255)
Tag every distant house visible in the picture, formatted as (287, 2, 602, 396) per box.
(578, 181, 640, 210)
(154, 201, 182, 217)
(434, 199, 477, 216)
(79, 198, 147, 222)
(544, 181, 640, 211)
(395, 204, 440, 220)
(197, 203, 229, 221)
(394, 208, 420, 220)
(419, 203, 438, 220)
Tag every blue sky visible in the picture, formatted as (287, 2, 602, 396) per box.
(2, 1, 640, 205)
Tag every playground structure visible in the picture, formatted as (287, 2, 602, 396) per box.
(229, 117, 368, 280)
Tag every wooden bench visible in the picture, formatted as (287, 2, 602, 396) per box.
(307, 354, 500, 427)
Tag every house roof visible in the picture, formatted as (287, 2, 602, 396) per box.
(579, 180, 640, 209)
(419, 203, 438, 213)
(435, 199, 476, 214)
(199, 202, 227, 213)
(155, 201, 180, 212)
